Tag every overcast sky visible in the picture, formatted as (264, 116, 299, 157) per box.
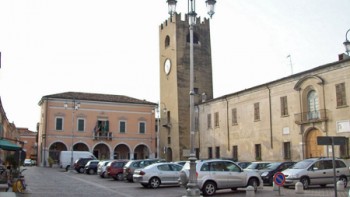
(0, 0, 349, 131)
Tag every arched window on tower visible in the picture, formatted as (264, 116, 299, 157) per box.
(165, 35, 170, 48)
(186, 32, 199, 44)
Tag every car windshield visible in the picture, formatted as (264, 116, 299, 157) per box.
(265, 162, 281, 170)
(292, 160, 314, 169)
(246, 163, 258, 169)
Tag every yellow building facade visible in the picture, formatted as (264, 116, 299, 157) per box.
(198, 57, 350, 162)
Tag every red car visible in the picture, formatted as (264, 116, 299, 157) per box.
(106, 160, 128, 181)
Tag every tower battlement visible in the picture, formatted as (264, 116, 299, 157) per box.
(160, 13, 210, 30)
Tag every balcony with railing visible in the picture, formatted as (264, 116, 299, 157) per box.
(93, 131, 112, 140)
(294, 109, 329, 125)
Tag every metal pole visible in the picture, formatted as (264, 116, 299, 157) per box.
(157, 104, 160, 159)
(331, 137, 337, 197)
(70, 102, 75, 171)
(185, 1, 200, 196)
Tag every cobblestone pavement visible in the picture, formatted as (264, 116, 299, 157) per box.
(7, 166, 350, 197)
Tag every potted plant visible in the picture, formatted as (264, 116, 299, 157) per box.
(48, 157, 54, 167)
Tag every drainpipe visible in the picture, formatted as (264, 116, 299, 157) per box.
(225, 97, 230, 151)
(297, 88, 305, 159)
(266, 86, 273, 149)
(43, 98, 48, 167)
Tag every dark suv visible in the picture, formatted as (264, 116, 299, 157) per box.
(84, 160, 100, 174)
(74, 158, 94, 173)
(106, 160, 128, 180)
(260, 161, 296, 185)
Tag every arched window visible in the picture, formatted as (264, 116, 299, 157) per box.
(165, 35, 170, 47)
(307, 90, 319, 119)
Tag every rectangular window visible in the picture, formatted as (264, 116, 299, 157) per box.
(232, 145, 238, 161)
(255, 144, 261, 160)
(254, 103, 260, 121)
(280, 96, 289, 116)
(283, 142, 291, 160)
(232, 108, 237, 125)
(208, 147, 213, 159)
(336, 83, 347, 107)
(207, 114, 211, 129)
(214, 112, 219, 127)
(215, 146, 220, 158)
(119, 121, 126, 133)
(77, 118, 85, 132)
(167, 137, 171, 145)
(55, 117, 63, 131)
(139, 122, 146, 134)
(94, 120, 110, 136)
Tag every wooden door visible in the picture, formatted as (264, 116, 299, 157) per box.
(306, 129, 324, 158)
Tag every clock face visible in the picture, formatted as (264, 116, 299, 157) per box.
(164, 59, 171, 75)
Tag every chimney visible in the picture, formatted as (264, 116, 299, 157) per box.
(338, 53, 350, 61)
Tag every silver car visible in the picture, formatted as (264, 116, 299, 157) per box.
(179, 159, 263, 196)
(282, 158, 350, 189)
(97, 160, 113, 178)
(133, 162, 183, 188)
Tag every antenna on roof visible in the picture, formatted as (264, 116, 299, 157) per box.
(287, 54, 293, 75)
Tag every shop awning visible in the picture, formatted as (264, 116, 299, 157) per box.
(0, 139, 21, 151)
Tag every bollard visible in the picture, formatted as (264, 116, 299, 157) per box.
(337, 180, 345, 191)
(295, 182, 304, 194)
(246, 186, 255, 197)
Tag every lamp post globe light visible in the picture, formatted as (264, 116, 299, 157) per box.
(344, 28, 350, 55)
(64, 99, 80, 171)
(166, 1, 216, 196)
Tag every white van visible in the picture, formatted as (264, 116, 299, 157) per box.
(59, 151, 96, 171)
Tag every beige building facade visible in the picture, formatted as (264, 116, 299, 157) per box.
(37, 92, 157, 167)
(198, 57, 350, 162)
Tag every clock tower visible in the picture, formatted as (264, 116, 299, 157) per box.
(159, 13, 213, 161)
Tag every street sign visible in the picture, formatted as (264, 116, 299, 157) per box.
(317, 136, 347, 145)
(273, 172, 285, 186)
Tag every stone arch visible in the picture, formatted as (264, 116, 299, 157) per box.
(92, 143, 111, 160)
(73, 142, 89, 152)
(304, 127, 324, 158)
(113, 143, 130, 159)
(133, 143, 151, 160)
(48, 141, 67, 163)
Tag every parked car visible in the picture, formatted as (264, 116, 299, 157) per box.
(236, 161, 252, 169)
(178, 159, 263, 196)
(106, 160, 128, 181)
(24, 159, 33, 166)
(84, 160, 100, 174)
(59, 151, 96, 171)
(123, 159, 159, 182)
(282, 157, 350, 189)
(260, 161, 296, 185)
(74, 158, 95, 173)
(133, 162, 183, 188)
(97, 160, 113, 178)
(245, 161, 271, 172)
(173, 161, 187, 166)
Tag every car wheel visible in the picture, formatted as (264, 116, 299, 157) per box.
(100, 172, 105, 178)
(78, 167, 84, 173)
(89, 169, 94, 174)
(202, 181, 216, 196)
(339, 176, 348, 187)
(117, 173, 124, 181)
(149, 177, 161, 189)
(248, 178, 258, 192)
(300, 177, 309, 189)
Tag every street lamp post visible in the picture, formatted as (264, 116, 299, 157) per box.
(166, 1, 216, 196)
(64, 99, 80, 171)
(344, 29, 350, 55)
